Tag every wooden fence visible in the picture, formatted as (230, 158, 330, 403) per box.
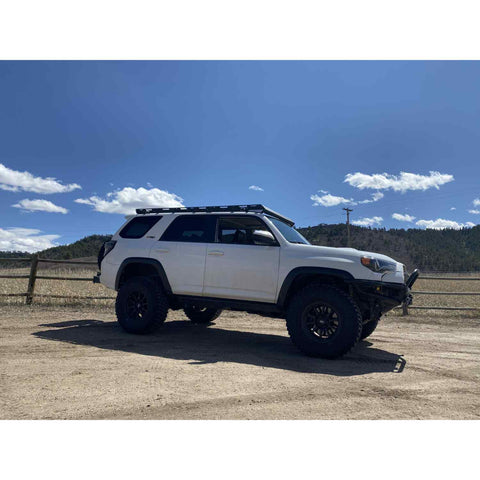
(1, 256, 480, 311)
(0, 256, 115, 304)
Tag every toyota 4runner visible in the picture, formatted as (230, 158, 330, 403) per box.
(95, 204, 418, 358)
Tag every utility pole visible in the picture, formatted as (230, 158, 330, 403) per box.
(343, 207, 353, 247)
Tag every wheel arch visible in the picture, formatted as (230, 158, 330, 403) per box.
(277, 267, 354, 308)
(115, 257, 172, 293)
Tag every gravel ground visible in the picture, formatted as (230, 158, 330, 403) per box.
(1, 306, 479, 419)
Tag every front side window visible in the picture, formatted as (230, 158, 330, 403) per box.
(267, 217, 310, 245)
(119, 216, 162, 239)
(217, 216, 278, 246)
(160, 215, 216, 243)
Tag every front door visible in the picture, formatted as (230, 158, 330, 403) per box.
(203, 216, 280, 302)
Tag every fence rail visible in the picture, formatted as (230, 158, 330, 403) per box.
(0, 255, 116, 303)
(400, 275, 480, 314)
(1, 256, 480, 311)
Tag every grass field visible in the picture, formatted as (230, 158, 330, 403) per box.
(1, 267, 480, 316)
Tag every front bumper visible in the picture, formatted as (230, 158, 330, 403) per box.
(350, 269, 419, 314)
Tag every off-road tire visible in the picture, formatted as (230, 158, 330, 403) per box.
(184, 305, 222, 324)
(115, 276, 168, 334)
(286, 283, 362, 358)
(360, 317, 379, 340)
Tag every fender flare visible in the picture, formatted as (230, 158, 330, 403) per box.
(115, 257, 172, 293)
(276, 266, 354, 307)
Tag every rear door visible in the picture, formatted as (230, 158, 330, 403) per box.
(203, 215, 280, 302)
(151, 215, 216, 296)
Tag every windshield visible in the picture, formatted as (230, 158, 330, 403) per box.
(268, 217, 310, 245)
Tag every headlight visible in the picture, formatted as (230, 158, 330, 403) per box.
(361, 256, 397, 273)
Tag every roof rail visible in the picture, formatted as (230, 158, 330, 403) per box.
(135, 204, 295, 226)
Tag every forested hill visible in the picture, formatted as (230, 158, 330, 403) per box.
(298, 224, 480, 272)
(2, 225, 480, 272)
(37, 234, 112, 260)
(0, 235, 111, 263)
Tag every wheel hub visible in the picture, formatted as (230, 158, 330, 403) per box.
(303, 303, 339, 339)
(126, 291, 148, 318)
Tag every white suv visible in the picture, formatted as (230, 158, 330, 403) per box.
(96, 204, 418, 358)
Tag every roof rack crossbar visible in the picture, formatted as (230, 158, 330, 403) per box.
(135, 204, 295, 226)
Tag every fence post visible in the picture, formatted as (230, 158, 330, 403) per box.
(402, 300, 409, 316)
(25, 255, 39, 305)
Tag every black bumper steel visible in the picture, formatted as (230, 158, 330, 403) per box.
(406, 269, 419, 289)
(350, 269, 419, 314)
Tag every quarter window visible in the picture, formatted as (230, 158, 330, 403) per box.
(217, 216, 278, 246)
(119, 216, 162, 239)
(160, 215, 216, 243)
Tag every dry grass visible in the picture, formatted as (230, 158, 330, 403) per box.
(1, 267, 480, 316)
(410, 273, 480, 309)
(0, 266, 114, 308)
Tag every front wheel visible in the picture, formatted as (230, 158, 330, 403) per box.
(286, 284, 362, 358)
(184, 305, 222, 324)
(360, 317, 379, 340)
(115, 276, 169, 334)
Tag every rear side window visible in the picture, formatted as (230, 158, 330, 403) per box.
(119, 216, 162, 239)
(160, 215, 216, 243)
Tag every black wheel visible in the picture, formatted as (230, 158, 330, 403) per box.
(360, 317, 379, 340)
(183, 305, 222, 324)
(115, 276, 168, 334)
(286, 284, 362, 358)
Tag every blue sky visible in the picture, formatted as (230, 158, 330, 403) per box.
(1, 61, 480, 252)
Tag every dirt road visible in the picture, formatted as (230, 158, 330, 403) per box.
(1, 306, 479, 419)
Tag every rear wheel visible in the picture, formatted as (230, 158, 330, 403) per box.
(360, 317, 379, 340)
(184, 305, 222, 324)
(115, 276, 168, 334)
(286, 284, 362, 358)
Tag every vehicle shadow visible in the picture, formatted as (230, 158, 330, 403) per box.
(34, 319, 406, 376)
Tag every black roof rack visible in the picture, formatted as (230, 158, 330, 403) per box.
(135, 204, 295, 226)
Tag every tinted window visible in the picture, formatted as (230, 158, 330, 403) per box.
(160, 215, 215, 243)
(120, 216, 162, 239)
(268, 217, 310, 244)
(217, 216, 278, 246)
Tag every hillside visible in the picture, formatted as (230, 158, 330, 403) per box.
(37, 234, 112, 260)
(2, 225, 480, 272)
(298, 224, 480, 272)
(0, 234, 111, 267)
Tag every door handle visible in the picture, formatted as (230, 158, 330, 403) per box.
(208, 250, 224, 256)
(154, 248, 169, 253)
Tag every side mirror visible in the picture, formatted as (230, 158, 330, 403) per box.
(252, 230, 277, 246)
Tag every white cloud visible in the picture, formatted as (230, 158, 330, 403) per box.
(392, 213, 416, 222)
(352, 216, 383, 227)
(468, 209, 480, 214)
(416, 218, 476, 230)
(12, 199, 68, 214)
(344, 171, 454, 193)
(249, 185, 264, 191)
(358, 192, 384, 204)
(0, 227, 60, 253)
(473, 198, 480, 207)
(450, 207, 456, 211)
(75, 187, 184, 214)
(0, 163, 81, 194)
(311, 193, 355, 207)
